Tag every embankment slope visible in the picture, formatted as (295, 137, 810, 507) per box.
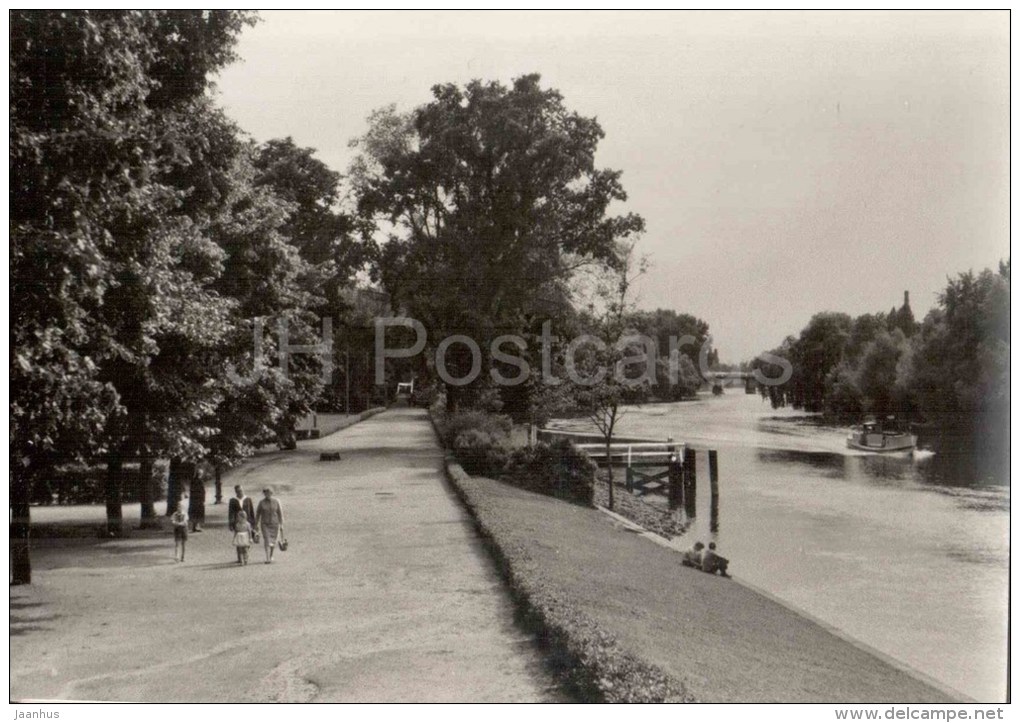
(449, 469, 958, 703)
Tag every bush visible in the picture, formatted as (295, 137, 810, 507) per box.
(32, 462, 167, 505)
(433, 409, 595, 505)
(435, 409, 512, 449)
(410, 382, 439, 408)
(505, 439, 596, 505)
(453, 429, 510, 477)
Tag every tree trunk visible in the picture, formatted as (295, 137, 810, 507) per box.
(446, 382, 458, 414)
(134, 410, 156, 525)
(166, 457, 181, 516)
(187, 463, 204, 532)
(11, 463, 32, 584)
(105, 454, 124, 537)
(138, 456, 158, 528)
(605, 436, 615, 510)
(213, 464, 223, 505)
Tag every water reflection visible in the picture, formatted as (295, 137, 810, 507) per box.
(913, 447, 1010, 490)
(757, 448, 848, 477)
(755, 447, 1010, 508)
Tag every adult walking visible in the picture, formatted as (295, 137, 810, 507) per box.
(254, 486, 285, 564)
(227, 485, 256, 533)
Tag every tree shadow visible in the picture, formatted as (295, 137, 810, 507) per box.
(10, 611, 60, 637)
(189, 562, 248, 571)
(9, 625, 53, 637)
(98, 543, 168, 554)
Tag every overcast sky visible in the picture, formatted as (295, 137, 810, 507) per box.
(216, 10, 1009, 361)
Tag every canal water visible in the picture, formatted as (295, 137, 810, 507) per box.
(551, 392, 1009, 702)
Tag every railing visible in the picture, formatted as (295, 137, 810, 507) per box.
(572, 441, 682, 467)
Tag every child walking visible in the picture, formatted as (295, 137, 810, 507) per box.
(171, 505, 189, 562)
(232, 510, 253, 565)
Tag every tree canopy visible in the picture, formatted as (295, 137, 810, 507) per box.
(9, 11, 372, 578)
(350, 74, 645, 408)
(753, 266, 1009, 479)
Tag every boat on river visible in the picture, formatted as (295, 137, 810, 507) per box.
(846, 418, 917, 453)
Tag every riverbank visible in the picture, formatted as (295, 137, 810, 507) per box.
(546, 393, 1008, 701)
(444, 462, 960, 703)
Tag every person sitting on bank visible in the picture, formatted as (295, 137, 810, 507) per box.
(682, 541, 705, 569)
(701, 542, 730, 577)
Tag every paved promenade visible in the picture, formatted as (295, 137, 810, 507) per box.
(11, 408, 564, 702)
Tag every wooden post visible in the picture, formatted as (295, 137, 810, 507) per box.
(709, 449, 719, 533)
(683, 447, 697, 518)
(668, 453, 683, 510)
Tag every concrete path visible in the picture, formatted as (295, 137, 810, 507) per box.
(10, 408, 565, 702)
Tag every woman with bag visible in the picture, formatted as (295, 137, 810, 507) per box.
(254, 487, 285, 564)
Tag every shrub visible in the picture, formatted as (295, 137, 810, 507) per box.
(506, 439, 596, 505)
(436, 409, 512, 449)
(453, 429, 510, 477)
(471, 383, 505, 413)
(411, 382, 439, 408)
(432, 409, 594, 505)
(32, 462, 167, 505)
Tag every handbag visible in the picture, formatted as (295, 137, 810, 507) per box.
(252, 529, 260, 543)
(278, 535, 288, 552)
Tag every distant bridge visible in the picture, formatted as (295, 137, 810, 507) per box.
(704, 372, 757, 394)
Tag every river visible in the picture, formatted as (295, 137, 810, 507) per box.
(550, 391, 1009, 702)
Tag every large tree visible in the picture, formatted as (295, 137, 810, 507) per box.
(254, 138, 364, 311)
(10, 11, 256, 575)
(209, 143, 330, 455)
(898, 263, 1010, 476)
(350, 74, 645, 410)
(754, 313, 853, 413)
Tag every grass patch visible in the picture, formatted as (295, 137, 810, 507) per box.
(441, 457, 958, 703)
(444, 458, 694, 703)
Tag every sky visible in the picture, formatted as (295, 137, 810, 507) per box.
(216, 10, 1009, 361)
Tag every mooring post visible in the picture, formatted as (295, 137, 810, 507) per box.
(683, 447, 697, 518)
(668, 450, 683, 510)
(709, 449, 719, 532)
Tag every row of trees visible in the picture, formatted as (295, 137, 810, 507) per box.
(11, 12, 709, 577)
(752, 264, 1010, 478)
(11, 11, 371, 582)
(349, 74, 647, 416)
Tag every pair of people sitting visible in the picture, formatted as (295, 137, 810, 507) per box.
(682, 541, 730, 577)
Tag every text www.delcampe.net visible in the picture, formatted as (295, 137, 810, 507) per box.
(835, 708, 1005, 721)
